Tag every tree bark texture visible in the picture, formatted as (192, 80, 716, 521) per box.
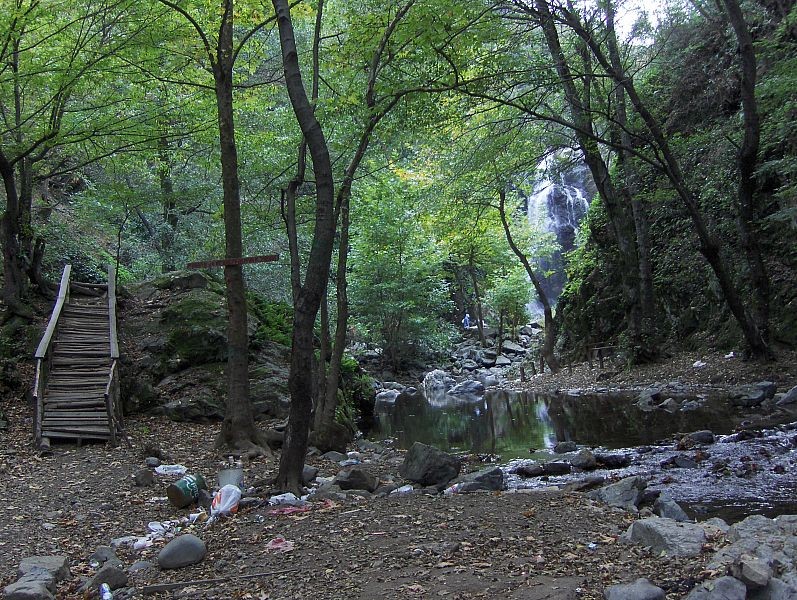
(273, 0, 336, 493)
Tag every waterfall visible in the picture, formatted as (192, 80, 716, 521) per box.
(521, 157, 593, 313)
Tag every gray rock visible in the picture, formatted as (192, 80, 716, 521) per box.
(571, 449, 597, 470)
(495, 355, 512, 367)
(728, 515, 781, 543)
(144, 457, 161, 467)
(302, 465, 319, 485)
(3, 580, 54, 600)
(448, 380, 485, 399)
(685, 430, 715, 445)
(320, 451, 347, 463)
(478, 351, 496, 368)
(731, 385, 768, 407)
(554, 441, 578, 454)
(17, 557, 69, 582)
(374, 390, 400, 407)
(454, 467, 505, 492)
(595, 453, 631, 469)
(157, 534, 207, 569)
(658, 398, 679, 412)
(128, 561, 155, 574)
(542, 461, 572, 475)
(512, 464, 544, 478)
(681, 400, 702, 411)
(776, 385, 797, 406)
(686, 576, 747, 600)
(462, 359, 478, 371)
(133, 469, 155, 487)
(88, 546, 121, 569)
(335, 468, 379, 492)
(662, 454, 698, 469)
(87, 564, 128, 590)
(654, 493, 690, 522)
(730, 554, 772, 590)
(750, 578, 797, 600)
(755, 381, 777, 399)
(625, 517, 707, 557)
(703, 518, 731, 534)
(15, 572, 56, 594)
(587, 476, 646, 511)
(501, 341, 526, 354)
(382, 381, 405, 391)
(604, 578, 665, 600)
(399, 442, 461, 488)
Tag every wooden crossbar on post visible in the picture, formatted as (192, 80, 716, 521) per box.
(186, 254, 279, 269)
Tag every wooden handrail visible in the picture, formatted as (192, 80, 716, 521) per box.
(35, 265, 71, 359)
(107, 263, 119, 359)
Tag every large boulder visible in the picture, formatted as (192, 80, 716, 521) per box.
(453, 467, 505, 492)
(400, 442, 461, 488)
(653, 493, 690, 522)
(685, 577, 746, 600)
(604, 578, 665, 600)
(157, 534, 207, 569)
(587, 476, 645, 511)
(624, 517, 707, 557)
(571, 449, 597, 470)
(501, 340, 526, 354)
(308, 421, 352, 454)
(335, 468, 379, 493)
(776, 385, 797, 406)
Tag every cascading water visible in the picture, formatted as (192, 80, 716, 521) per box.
(521, 158, 593, 314)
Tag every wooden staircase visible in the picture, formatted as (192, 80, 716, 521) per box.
(33, 265, 124, 449)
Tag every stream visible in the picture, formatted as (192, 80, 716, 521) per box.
(368, 387, 797, 522)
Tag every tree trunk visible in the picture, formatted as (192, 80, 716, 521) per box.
(158, 134, 178, 273)
(469, 256, 486, 345)
(273, 0, 336, 494)
(604, 0, 658, 358)
(722, 0, 771, 350)
(498, 189, 560, 373)
(212, 0, 267, 457)
(0, 151, 30, 318)
(535, 0, 644, 358)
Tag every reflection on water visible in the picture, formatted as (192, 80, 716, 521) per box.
(369, 389, 742, 460)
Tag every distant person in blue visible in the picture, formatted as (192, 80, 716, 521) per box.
(462, 312, 471, 329)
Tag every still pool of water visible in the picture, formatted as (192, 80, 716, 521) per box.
(368, 389, 742, 459)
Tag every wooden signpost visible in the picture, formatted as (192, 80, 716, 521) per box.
(186, 254, 279, 269)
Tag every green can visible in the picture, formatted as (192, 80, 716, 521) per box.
(166, 473, 207, 508)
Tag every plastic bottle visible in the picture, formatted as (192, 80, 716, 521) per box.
(99, 583, 113, 599)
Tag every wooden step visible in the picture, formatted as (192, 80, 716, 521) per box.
(41, 429, 111, 439)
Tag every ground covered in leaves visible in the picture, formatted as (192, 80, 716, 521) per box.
(1, 349, 796, 599)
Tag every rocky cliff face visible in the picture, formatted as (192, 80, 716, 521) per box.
(118, 271, 290, 423)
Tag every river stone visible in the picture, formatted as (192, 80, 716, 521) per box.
(3, 580, 54, 600)
(89, 546, 122, 569)
(685, 430, 715, 445)
(751, 578, 797, 600)
(133, 468, 155, 487)
(455, 466, 505, 492)
(654, 493, 689, 522)
(554, 441, 578, 454)
(587, 476, 646, 511)
(375, 389, 400, 407)
(604, 578, 665, 600)
(730, 554, 772, 590)
(18, 557, 70, 582)
(399, 442, 461, 488)
(686, 577, 747, 600)
(448, 380, 485, 398)
(658, 398, 679, 412)
(776, 385, 797, 406)
(157, 534, 207, 569)
(731, 385, 768, 407)
(595, 453, 631, 469)
(462, 359, 478, 371)
(728, 515, 781, 543)
(571, 449, 597, 470)
(542, 461, 572, 475)
(335, 468, 379, 492)
(512, 464, 544, 478)
(625, 517, 707, 557)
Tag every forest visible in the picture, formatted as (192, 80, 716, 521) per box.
(1, 0, 796, 492)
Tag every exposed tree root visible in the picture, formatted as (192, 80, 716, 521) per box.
(214, 427, 274, 460)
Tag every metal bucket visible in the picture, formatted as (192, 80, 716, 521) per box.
(217, 466, 243, 490)
(166, 473, 207, 508)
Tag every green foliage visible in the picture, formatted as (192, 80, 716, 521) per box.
(248, 293, 293, 347)
(349, 172, 454, 369)
(485, 266, 530, 330)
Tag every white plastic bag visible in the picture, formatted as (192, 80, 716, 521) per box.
(210, 484, 241, 519)
(154, 464, 187, 477)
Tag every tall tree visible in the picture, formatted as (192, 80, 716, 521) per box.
(272, 0, 337, 493)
